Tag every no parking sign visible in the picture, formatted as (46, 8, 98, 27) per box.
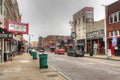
(112, 37, 117, 47)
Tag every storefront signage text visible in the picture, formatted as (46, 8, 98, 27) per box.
(6, 21, 29, 34)
(87, 30, 104, 39)
(0, 34, 13, 38)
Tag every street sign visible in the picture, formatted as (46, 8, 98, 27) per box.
(112, 37, 117, 47)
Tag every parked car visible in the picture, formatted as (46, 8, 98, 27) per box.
(54, 47, 65, 54)
(67, 45, 84, 57)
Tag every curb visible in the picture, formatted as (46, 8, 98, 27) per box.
(84, 55, 120, 61)
(49, 65, 72, 80)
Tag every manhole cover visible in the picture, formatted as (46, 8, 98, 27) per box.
(47, 74, 58, 77)
(0, 72, 4, 76)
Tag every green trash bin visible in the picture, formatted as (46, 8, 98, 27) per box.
(39, 54, 48, 69)
(32, 51, 37, 59)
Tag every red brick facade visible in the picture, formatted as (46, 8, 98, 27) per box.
(106, 0, 120, 37)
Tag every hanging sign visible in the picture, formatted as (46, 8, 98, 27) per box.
(6, 21, 29, 34)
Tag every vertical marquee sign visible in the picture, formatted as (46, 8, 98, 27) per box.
(6, 21, 29, 34)
(84, 7, 94, 23)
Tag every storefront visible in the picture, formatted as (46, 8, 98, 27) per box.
(107, 37, 120, 56)
(2, 33, 13, 62)
(86, 29, 105, 55)
(77, 39, 85, 46)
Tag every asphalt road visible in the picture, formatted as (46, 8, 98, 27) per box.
(47, 52, 120, 80)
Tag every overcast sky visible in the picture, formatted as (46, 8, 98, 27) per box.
(17, 0, 118, 41)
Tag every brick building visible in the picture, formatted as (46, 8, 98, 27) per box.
(106, 0, 120, 56)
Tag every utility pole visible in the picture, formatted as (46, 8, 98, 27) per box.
(102, 4, 109, 58)
(28, 34, 33, 53)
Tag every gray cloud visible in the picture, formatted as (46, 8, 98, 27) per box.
(17, 0, 117, 41)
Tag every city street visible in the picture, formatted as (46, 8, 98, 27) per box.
(48, 52, 120, 80)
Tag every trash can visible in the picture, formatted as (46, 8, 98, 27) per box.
(32, 51, 37, 59)
(39, 54, 48, 69)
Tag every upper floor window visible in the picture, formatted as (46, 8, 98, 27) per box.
(4, 5, 8, 19)
(110, 15, 113, 23)
(0, 0, 2, 15)
(119, 11, 120, 21)
(109, 11, 120, 24)
(83, 16, 85, 22)
(114, 13, 117, 22)
(74, 20, 77, 26)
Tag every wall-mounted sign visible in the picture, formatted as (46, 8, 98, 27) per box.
(87, 30, 104, 39)
(0, 34, 13, 39)
(84, 7, 94, 23)
(6, 21, 29, 34)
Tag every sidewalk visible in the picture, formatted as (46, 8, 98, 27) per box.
(0, 53, 66, 80)
(84, 53, 120, 61)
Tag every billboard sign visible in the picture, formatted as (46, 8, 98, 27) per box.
(6, 21, 29, 34)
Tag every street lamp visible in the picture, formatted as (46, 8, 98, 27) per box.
(102, 4, 108, 57)
(28, 34, 33, 52)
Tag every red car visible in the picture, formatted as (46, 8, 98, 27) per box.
(54, 48, 65, 54)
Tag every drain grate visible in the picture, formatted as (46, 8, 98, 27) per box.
(0, 72, 4, 76)
(47, 74, 58, 77)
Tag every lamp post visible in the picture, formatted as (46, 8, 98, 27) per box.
(102, 4, 108, 57)
(28, 34, 33, 53)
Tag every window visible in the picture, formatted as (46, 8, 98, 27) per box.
(119, 30, 120, 35)
(109, 14, 113, 23)
(115, 30, 118, 36)
(114, 13, 117, 22)
(109, 32, 111, 37)
(4, 5, 8, 19)
(109, 11, 120, 24)
(83, 16, 85, 22)
(0, 0, 2, 14)
(79, 18, 81, 24)
(119, 11, 120, 21)
(111, 31, 113, 36)
(74, 20, 77, 26)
